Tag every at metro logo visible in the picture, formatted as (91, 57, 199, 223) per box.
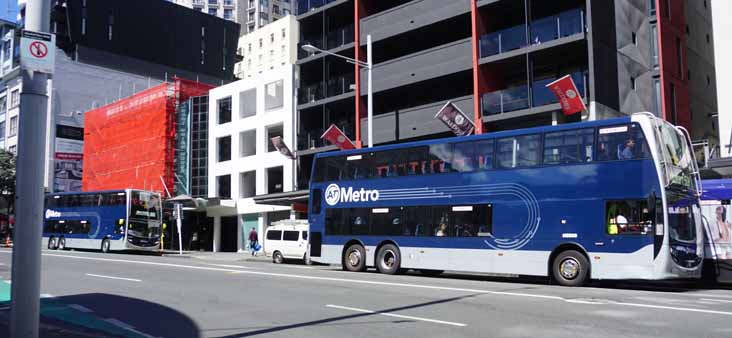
(324, 184, 380, 206)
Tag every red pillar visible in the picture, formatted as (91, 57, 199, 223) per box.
(353, 0, 366, 148)
(470, 0, 484, 134)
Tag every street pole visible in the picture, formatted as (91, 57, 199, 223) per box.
(11, 0, 51, 337)
(366, 34, 373, 148)
(175, 203, 183, 255)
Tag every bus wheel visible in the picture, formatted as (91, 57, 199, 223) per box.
(57, 237, 66, 251)
(376, 244, 402, 275)
(552, 250, 589, 287)
(47, 237, 57, 250)
(273, 251, 284, 264)
(343, 244, 367, 272)
(101, 239, 111, 253)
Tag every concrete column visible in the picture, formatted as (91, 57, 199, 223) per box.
(213, 216, 222, 252)
(237, 215, 244, 253)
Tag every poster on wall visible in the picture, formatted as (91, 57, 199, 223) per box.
(54, 125, 84, 192)
(701, 202, 732, 260)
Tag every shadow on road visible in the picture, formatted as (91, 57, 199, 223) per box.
(210, 293, 481, 338)
(2, 293, 200, 338)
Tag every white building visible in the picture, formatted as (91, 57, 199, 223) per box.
(168, 0, 239, 23)
(207, 65, 297, 252)
(235, 15, 298, 79)
(169, 0, 295, 36)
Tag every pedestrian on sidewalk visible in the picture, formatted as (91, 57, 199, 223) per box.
(248, 227, 259, 256)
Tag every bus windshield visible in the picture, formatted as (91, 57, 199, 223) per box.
(658, 121, 695, 191)
(128, 191, 162, 239)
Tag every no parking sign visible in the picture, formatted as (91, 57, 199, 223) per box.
(20, 30, 55, 74)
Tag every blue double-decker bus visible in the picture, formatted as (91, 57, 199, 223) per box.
(43, 189, 162, 253)
(307, 113, 704, 286)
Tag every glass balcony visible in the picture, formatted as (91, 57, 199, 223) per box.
(297, 0, 338, 15)
(480, 8, 584, 58)
(298, 83, 325, 105)
(326, 25, 354, 50)
(481, 84, 529, 116)
(530, 8, 585, 45)
(298, 74, 354, 104)
(298, 128, 326, 149)
(480, 25, 527, 58)
(326, 73, 355, 97)
(531, 70, 587, 107)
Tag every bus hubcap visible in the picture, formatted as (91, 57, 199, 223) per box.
(560, 258, 580, 280)
(382, 250, 395, 268)
(348, 250, 362, 267)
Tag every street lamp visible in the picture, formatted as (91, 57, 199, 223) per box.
(302, 34, 373, 148)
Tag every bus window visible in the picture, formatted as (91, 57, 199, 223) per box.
(497, 134, 541, 168)
(433, 206, 451, 237)
(428, 144, 452, 174)
(453, 142, 477, 173)
(606, 200, 653, 235)
(452, 205, 493, 237)
(543, 128, 594, 165)
(475, 140, 494, 170)
(370, 207, 403, 236)
(311, 189, 322, 215)
(597, 124, 650, 161)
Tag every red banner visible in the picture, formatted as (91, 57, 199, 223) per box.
(546, 75, 586, 115)
(321, 124, 356, 150)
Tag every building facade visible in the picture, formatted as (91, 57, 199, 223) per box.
(234, 15, 298, 79)
(295, 0, 716, 185)
(169, 0, 239, 24)
(238, 0, 296, 35)
(207, 66, 297, 252)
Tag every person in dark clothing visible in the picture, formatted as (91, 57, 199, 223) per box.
(248, 227, 259, 256)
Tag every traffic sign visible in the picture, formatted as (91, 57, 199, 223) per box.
(20, 30, 55, 74)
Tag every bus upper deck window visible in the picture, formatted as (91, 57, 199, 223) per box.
(311, 189, 322, 215)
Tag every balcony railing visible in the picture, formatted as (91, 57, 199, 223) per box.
(326, 25, 354, 50)
(482, 84, 529, 116)
(223, 0, 234, 7)
(480, 8, 584, 58)
(298, 128, 325, 149)
(298, 74, 354, 105)
(481, 70, 587, 116)
(208, 0, 219, 6)
(297, 0, 338, 15)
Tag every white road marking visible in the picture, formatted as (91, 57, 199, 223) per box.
(67, 304, 94, 313)
(700, 298, 732, 304)
(686, 293, 732, 300)
(6, 250, 732, 318)
(85, 273, 141, 282)
(326, 304, 467, 327)
(204, 263, 261, 270)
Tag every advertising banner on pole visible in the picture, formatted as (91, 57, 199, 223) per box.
(434, 101, 475, 137)
(53, 125, 84, 192)
(321, 124, 356, 150)
(545, 75, 586, 115)
(271, 136, 296, 159)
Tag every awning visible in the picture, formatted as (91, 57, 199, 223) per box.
(253, 190, 309, 206)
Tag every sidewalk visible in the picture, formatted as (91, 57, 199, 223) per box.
(160, 249, 272, 264)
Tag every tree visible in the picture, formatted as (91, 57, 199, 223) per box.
(0, 149, 16, 215)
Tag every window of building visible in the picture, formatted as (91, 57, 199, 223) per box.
(248, 12, 254, 21)
(208, 8, 217, 15)
(630, 76, 636, 90)
(247, 59, 252, 70)
(597, 124, 650, 161)
(248, 24, 255, 33)
(665, 0, 671, 18)
(266, 124, 283, 152)
(264, 80, 283, 110)
(651, 24, 659, 69)
(670, 82, 677, 124)
(240, 170, 256, 198)
(649, 0, 656, 15)
(631, 32, 637, 45)
(266, 166, 283, 194)
(217, 135, 231, 162)
(676, 37, 683, 78)
(0, 96, 6, 113)
(270, 33, 274, 43)
(240, 129, 256, 157)
(496, 134, 541, 168)
(107, 13, 114, 41)
(9, 116, 17, 136)
(259, 17, 268, 27)
(543, 128, 594, 165)
(707, 75, 712, 86)
(7, 91, 15, 108)
(8, 145, 15, 154)
(273, 4, 280, 15)
(606, 200, 653, 235)
(224, 9, 233, 19)
(283, 8, 290, 15)
(217, 96, 232, 124)
(259, 38, 262, 47)
(239, 88, 256, 118)
(707, 34, 710, 44)
(217, 174, 231, 199)
(248, 43, 252, 53)
(281, 28, 286, 39)
(0, 121, 5, 139)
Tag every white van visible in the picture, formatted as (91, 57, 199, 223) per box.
(264, 220, 310, 264)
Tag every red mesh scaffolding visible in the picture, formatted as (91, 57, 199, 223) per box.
(82, 78, 213, 195)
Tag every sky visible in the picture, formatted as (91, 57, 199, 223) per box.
(0, 0, 17, 22)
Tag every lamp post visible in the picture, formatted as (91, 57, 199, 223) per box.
(302, 34, 373, 148)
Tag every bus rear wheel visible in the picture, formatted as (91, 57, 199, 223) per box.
(47, 237, 57, 250)
(101, 239, 111, 253)
(376, 244, 402, 275)
(552, 250, 589, 287)
(343, 244, 367, 272)
(57, 237, 66, 251)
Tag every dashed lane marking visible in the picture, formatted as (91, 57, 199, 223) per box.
(326, 304, 468, 327)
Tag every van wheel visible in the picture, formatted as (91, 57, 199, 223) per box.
(376, 244, 402, 275)
(303, 253, 312, 265)
(57, 237, 66, 251)
(343, 244, 367, 272)
(273, 251, 284, 264)
(552, 250, 590, 287)
(101, 239, 111, 253)
(47, 237, 57, 250)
